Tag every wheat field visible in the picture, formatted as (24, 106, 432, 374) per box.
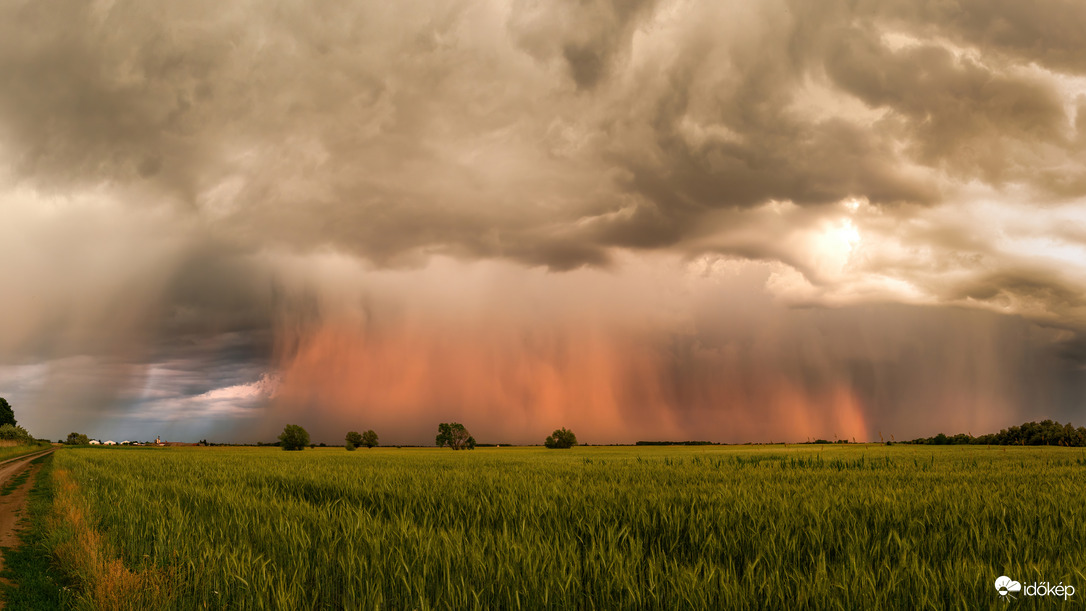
(48, 444, 1086, 610)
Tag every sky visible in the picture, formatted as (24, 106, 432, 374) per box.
(1, 0, 1084, 444)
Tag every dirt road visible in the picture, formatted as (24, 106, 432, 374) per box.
(0, 450, 53, 570)
(0, 449, 54, 608)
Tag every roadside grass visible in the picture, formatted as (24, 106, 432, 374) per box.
(0, 453, 71, 610)
(46, 467, 177, 610)
(0, 445, 50, 464)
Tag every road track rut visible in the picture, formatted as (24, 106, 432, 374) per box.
(0, 449, 54, 606)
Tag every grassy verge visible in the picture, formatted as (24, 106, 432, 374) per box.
(0, 444, 50, 464)
(0, 453, 71, 610)
(45, 466, 177, 610)
(1, 452, 176, 610)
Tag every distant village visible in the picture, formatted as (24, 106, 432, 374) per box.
(85, 436, 192, 447)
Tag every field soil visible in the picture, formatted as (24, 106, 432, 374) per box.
(0, 451, 51, 583)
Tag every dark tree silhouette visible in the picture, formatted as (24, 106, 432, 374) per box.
(0, 397, 16, 428)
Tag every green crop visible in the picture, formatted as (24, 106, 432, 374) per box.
(52, 445, 1086, 609)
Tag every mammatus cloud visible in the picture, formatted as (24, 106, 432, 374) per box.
(0, 0, 1083, 442)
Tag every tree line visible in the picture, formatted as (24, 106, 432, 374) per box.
(275, 423, 578, 450)
(49, 414, 1086, 450)
(905, 420, 1086, 446)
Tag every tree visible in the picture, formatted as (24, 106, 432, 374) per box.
(544, 427, 578, 449)
(65, 432, 90, 445)
(345, 430, 363, 450)
(361, 429, 379, 448)
(0, 424, 31, 443)
(279, 424, 310, 451)
(0, 397, 15, 428)
(436, 423, 476, 450)
(906, 419, 1086, 446)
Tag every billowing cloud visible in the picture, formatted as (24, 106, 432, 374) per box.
(0, 0, 1083, 442)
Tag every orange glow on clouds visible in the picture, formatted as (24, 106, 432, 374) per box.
(267, 315, 870, 445)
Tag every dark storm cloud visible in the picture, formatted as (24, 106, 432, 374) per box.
(1, 0, 1085, 439)
(866, 0, 1086, 75)
(601, 17, 938, 216)
(617, 115, 936, 211)
(952, 271, 1085, 310)
(508, 0, 659, 90)
(0, 1, 224, 196)
(0, 0, 1082, 270)
(822, 25, 1069, 184)
(154, 246, 279, 341)
(1054, 332, 1086, 366)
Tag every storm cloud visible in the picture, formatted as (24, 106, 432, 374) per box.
(0, 0, 1083, 442)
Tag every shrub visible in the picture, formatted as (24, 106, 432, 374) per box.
(345, 431, 363, 450)
(0, 423, 32, 442)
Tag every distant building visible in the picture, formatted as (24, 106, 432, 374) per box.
(104, 440, 116, 445)
(121, 440, 130, 445)
(89, 439, 101, 445)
